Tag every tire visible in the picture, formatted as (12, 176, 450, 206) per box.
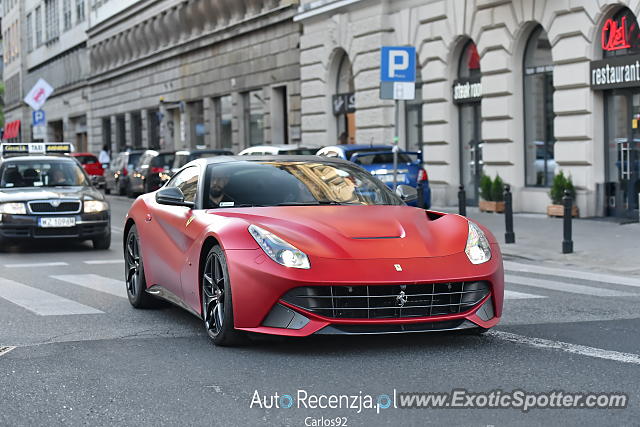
(92, 231, 111, 250)
(125, 225, 156, 308)
(201, 245, 246, 346)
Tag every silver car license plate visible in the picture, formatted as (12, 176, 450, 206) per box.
(39, 217, 76, 228)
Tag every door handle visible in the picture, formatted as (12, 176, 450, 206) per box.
(145, 214, 152, 222)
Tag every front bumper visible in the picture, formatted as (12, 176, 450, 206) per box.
(0, 212, 110, 240)
(226, 244, 503, 337)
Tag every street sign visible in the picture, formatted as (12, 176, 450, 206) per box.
(380, 47, 417, 100)
(24, 79, 54, 111)
(32, 110, 46, 126)
(380, 46, 416, 82)
(32, 125, 46, 140)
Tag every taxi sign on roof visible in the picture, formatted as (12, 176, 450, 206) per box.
(1, 142, 74, 157)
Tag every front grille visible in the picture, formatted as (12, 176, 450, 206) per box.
(34, 227, 79, 237)
(28, 200, 81, 214)
(281, 281, 490, 320)
(0, 226, 30, 238)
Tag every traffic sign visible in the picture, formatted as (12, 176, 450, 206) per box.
(24, 79, 54, 111)
(33, 125, 46, 140)
(380, 47, 416, 82)
(33, 110, 46, 126)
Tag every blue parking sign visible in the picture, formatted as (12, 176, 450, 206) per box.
(33, 110, 46, 126)
(380, 47, 416, 82)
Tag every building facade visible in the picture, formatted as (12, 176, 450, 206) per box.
(296, 0, 640, 219)
(87, 0, 301, 154)
(3, 0, 90, 150)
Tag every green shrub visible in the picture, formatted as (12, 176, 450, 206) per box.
(549, 171, 576, 205)
(491, 175, 504, 202)
(480, 175, 492, 201)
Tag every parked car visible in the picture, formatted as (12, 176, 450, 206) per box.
(104, 150, 145, 196)
(127, 150, 176, 197)
(170, 149, 234, 176)
(72, 152, 106, 189)
(238, 145, 317, 156)
(316, 144, 431, 208)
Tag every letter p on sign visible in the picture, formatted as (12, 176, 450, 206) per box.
(381, 46, 416, 83)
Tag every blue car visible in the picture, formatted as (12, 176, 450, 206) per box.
(316, 144, 431, 208)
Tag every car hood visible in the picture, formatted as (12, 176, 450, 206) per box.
(0, 186, 104, 203)
(212, 205, 470, 259)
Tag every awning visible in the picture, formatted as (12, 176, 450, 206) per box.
(3, 120, 21, 140)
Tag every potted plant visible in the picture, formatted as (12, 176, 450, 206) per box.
(478, 174, 506, 213)
(547, 171, 578, 217)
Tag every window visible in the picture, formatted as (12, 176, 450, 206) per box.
(147, 110, 160, 150)
(244, 90, 264, 146)
(188, 101, 205, 148)
(102, 117, 112, 152)
(523, 26, 555, 187)
(168, 166, 199, 203)
(63, 0, 72, 31)
(35, 6, 43, 47)
(26, 13, 33, 52)
(130, 111, 142, 149)
(45, 0, 60, 42)
(217, 95, 233, 149)
(116, 115, 126, 151)
(76, 0, 85, 23)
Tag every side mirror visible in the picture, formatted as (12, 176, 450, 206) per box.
(156, 187, 194, 208)
(395, 184, 418, 203)
(90, 176, 100, 186)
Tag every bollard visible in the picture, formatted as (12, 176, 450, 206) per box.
(504, 184, 515, 244)
(562, 189, 573, 254)
(417, 182, 425, 209)
(458, 185, 466, 216)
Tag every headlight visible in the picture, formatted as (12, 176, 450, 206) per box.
(248, 224, 310, 269)
(465, 221, 492, 265)
(0, 202, 26, 215)
(84, 200, 109, 213)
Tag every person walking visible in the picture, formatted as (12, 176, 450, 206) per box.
(98, 144, 111, 166)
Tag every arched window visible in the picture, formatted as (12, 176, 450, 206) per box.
(523, 26, 554, 187)
(456, 40, 482, 205)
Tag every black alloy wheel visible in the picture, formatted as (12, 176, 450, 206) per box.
(202, 245, 245, 346)
(125, 225, 154, 308)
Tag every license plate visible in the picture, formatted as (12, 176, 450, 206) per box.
(39, 217, 76, 228)
(378, 174, 406, 183)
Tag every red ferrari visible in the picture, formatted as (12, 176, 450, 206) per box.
(124, 156, 503, 346)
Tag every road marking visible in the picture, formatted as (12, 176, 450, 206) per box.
(0, 278, 103, 316)
(503, 290, 546, 300)
(506, 274, 638, 297)
(51, 274, 127, 299)
(505, 261, 640, 289)
(4, 262, 68, 268)
(0, 346, 16, 357)
(490, 331, 640, 366)
(84, 260, 123, 265)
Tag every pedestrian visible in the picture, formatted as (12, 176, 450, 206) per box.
(98, 144, 110, 166)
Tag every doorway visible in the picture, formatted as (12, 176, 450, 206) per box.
(605, 91, 640, 219)
(460, 102, 483, 205)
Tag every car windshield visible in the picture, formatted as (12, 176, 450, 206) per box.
(348, 149, 414, 165)
(0, 160, 89, 188)
(74, 155, 98, 165)
(151, 153, 175, 169)
(204, 160, 403, 208)
(128, 153, 142, 169)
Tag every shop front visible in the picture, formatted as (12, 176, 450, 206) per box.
(591, 8, 640, 219)
(453, 40, 483, 206)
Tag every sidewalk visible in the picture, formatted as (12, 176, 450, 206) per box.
(433, 206, 640, 277)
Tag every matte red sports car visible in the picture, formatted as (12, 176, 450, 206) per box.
(124, 156, 503, 346)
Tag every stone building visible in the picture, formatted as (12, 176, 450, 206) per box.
(88, 0, 301, 154)
(296, 0, 640, 219)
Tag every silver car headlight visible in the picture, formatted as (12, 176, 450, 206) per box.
(465, 221, 492, 265)
(84, 200, 109, 213)
(0, 202, 27, 215)
(248, 224, 310, 269)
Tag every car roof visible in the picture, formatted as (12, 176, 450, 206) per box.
(243, 144, 314, 150)
(72, 152, 96, 157)
(1, 155, 77, 163)
(327, 144, 395, 152)
(176, 149, 231, 154)
(193, 155, 356, 168)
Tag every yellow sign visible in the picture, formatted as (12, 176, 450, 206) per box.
(633, 119, 638, 129)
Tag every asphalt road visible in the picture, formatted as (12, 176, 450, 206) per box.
(0, 195, 638, 426)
